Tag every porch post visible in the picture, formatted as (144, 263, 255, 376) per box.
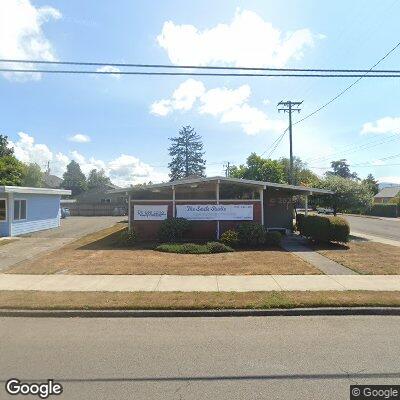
(172, 185, 176, 217)
(216, 180, 220, 239)
(305, 194, 309, 217)
(8, 193, 13, 237)
(128, 193, 132, 231)
(260, 188, 264, 225)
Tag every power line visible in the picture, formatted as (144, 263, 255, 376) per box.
(264, 129, 289, 159)
(3, 68, 400, 78)
(3, 58, 400, 74)
(293, 40, 400, 125)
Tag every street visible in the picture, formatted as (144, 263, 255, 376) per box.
(1, 316, 399, 399)
(343, 215, 400, 241)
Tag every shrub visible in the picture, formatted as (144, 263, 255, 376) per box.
(158, 218, 192, 243)
(119, 227, 137, 246)
(220, 230, 239, 247)
(296, 213, 305, 235)
(300, 215, 349, 243)
(206, 241, 234, 253)
(264, 231, 282, 246)
(156, 243, 209, 254)
(365, 204, 399, 218)
(237, 223, 266, 246)
(329, 216, 350, 243)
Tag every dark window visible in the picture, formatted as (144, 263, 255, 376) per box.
(14, 200, 27, 220)
(0, 199, 6, 221)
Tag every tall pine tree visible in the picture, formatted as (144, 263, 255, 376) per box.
(168, 125, 206, 180)
(61, 160, 87, 196)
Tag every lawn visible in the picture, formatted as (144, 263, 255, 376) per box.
(0, 290, 399, 309)
(4, 223, 319, 275)
(315, 239, 400, 274)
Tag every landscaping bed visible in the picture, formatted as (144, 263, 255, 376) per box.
(1, 290, 400, 310)
(4, 223, 320, 275)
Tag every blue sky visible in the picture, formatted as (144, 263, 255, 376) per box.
(1, 0, 400, 186)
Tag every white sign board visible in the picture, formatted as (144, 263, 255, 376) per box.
(134, 205, 168, 220)
(176, 204, 253, 221)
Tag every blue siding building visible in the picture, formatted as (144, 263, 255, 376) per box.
(0, 186, 71, 237)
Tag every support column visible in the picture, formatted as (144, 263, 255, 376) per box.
(128, 193, 132, 231)
(172, 185, 176, 218)
(305, 195, 308, 217)
(216, 180, 220, 239)
(8, 193, 13, 237)
(260, 188, 264, 225)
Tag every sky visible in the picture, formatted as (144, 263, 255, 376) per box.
(1, 0, 400, 186)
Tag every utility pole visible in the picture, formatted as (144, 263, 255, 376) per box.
(277, 100, 302, 185)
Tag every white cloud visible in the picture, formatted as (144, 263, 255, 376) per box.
(95, 65, 121, 79)
(157, 9, 320, 67)
(361, 117, 400, 135)
(8, 132, 167, 186)
(0, 0, 61, 81)
(69, 134, 91, 143)
(151, 79, 285, 135)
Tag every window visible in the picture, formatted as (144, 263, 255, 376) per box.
(0, 199, 6, 221)
(14, 200, 27, 220)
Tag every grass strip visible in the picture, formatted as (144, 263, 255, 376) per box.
(0, 291, 399, 310)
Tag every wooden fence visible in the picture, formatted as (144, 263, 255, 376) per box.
(66, 203, 127, 216)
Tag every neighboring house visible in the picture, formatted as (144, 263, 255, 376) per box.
(374, 187, 400, 204)
(0, 186, 71, 237)
(43, 172, 63, 189)
(75, 183, 125, 204)
(112, 176, 332, 241)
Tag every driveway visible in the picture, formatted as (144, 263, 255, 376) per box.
(342, 215, 400, 242)
(1, 316, 399, 399)
(0, 217, 123, 272)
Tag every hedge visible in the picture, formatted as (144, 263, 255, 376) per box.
(158, 218, 192, 242)
(298, 214, 349, 243)
(365, 204, 399, 218)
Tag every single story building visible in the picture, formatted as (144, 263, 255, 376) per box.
(0, 186, 71, 237)
(374, 187, 400, 204)
(115, 176, 332, 241)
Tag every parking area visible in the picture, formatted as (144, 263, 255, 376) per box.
(0, 216, 123, 271)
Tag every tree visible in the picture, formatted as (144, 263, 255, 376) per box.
(0, 156, 24, 186)
(0, 134, 14, 157)
(230, 153, 285, 183)
(87, 169, 112, 190)
(21, 163, 44, 187)
(362, 173, 379, 195)
(61, 160, 87, 196)
(278, 156, 320, 186)
(316, 175, 373, 213)
(168, 125, 206, 180)
(326, 159, 358, 180)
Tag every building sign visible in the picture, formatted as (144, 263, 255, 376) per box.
(134, 205, 168, 220)
(176, 204, 253, 221)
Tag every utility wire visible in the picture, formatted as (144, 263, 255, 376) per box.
(293, 40, 400, 125)
(3, 58, 400, 73)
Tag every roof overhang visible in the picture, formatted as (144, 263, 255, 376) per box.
(0, 186, 71, 196)
(112, 176, 333, 195)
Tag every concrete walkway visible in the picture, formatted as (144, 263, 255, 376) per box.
(1, 274, 400, 292)
(281, 236, 357, 275)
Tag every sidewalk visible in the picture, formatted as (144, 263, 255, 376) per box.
(1, 274, 400, 292)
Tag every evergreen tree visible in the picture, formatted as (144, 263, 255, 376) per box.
(61, 160, 87, 196)
(326, 159, 358, 180)
(87, 169, 112, 190)
(362, 173, 379, 195)
(168, 125, 206, 180)
(0, 134, 14, 157)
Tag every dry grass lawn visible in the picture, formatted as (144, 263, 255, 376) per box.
(315, 240, 400, 274)
(5, 223, 319, 275)
(0, 290, 399, 309)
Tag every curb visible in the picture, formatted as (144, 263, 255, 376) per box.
(0, 307, 400, 318)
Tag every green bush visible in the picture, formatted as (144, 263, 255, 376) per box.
(119, 228, 137, 246)
(155, 242, 234, 254)
(220, 229, 239, 247)
(237, 223, 266, 246)
(366, 204, 399, 218)
(264, 231, 282, 246)
(296, 213, 305, 235)
(300, 215, 349, 243)
(158, 218, 192, 243)
(206, 241, 234, 253)
(329, 216, 350, 243)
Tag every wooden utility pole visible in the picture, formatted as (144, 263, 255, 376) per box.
(277, 101, 302, 185)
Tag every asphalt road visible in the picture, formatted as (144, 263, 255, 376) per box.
(343, 215, 400, 241)
(1, 316, 399, 399)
